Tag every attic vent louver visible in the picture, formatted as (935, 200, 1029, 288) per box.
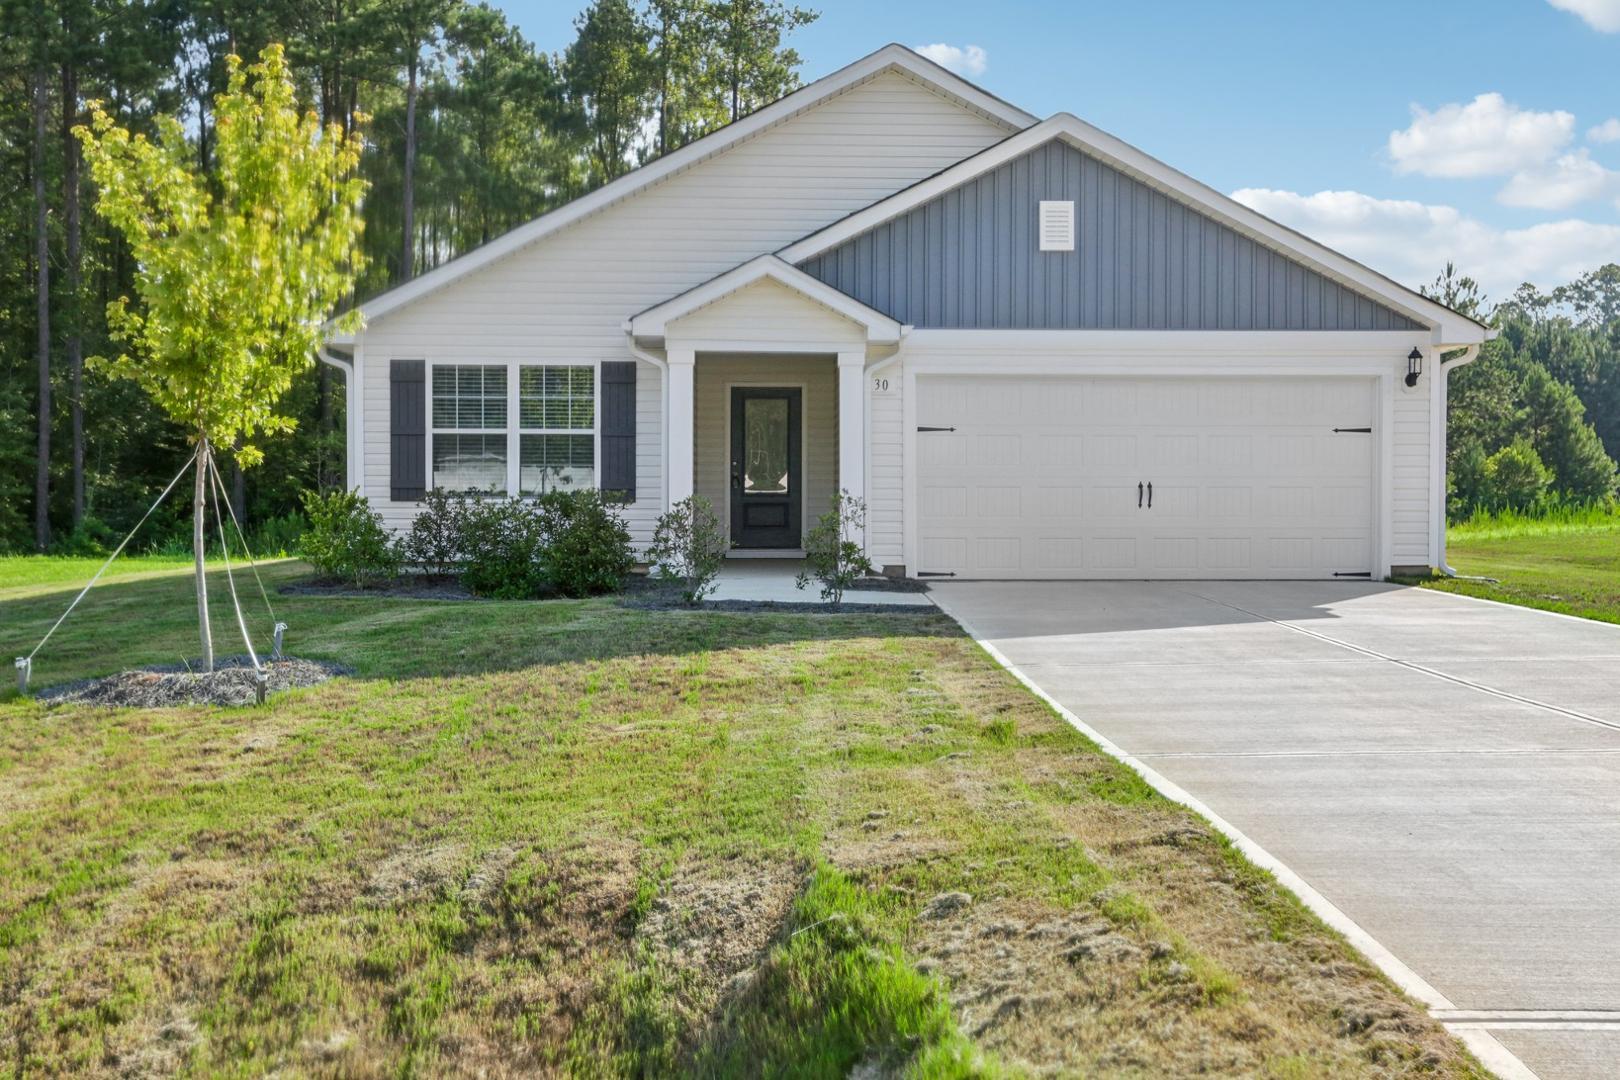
(1038, 200, 1075, 252)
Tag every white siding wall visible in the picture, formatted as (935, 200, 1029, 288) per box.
(1390, 376, 1432, 567)
(693, 355, 837, 543)
(868, 361, 905, 568)
(355, 70, 1014, 542)
(667, 278, 866, 346)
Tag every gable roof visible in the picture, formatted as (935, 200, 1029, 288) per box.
(330, 45, 1035, 341)
(778, 114, 1491, 346)
(627, 254, 906, 344)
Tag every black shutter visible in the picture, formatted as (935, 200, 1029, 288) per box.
(390, 359, 427, 501)
(599, 361, 637, 502)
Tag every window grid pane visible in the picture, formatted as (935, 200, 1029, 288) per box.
(432, 364, 506, 430)
(432, 433, 508, 493)
(520, 433, 595, 494)
(520, 365, 594, 431)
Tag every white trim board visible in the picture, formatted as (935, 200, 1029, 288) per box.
(329, 45, 1032, 339)
(928, 591, 1540, 1080)
(777, 115, 1492, 348)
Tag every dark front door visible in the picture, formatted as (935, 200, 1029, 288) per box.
(730, 386, 802, 548)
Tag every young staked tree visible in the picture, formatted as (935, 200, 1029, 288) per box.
(77, 44, 366, 670)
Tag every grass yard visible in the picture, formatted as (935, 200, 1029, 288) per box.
(0, 558, 1482, 1078)
(1418, 510, 1620, 624)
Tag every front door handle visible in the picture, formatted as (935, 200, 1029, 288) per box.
(1147, 482, 1153, 509)
(1138, 482, 1144, 508)
(732, 462, 742, 490)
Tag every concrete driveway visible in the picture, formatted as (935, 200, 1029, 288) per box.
(930, 580, 1620, 1080)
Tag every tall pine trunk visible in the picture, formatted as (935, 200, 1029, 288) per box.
(194, 439, 213, 672)
(33, 55, 52, 552)
(63, 59, 84, 527)
(401, 48, 418, 282)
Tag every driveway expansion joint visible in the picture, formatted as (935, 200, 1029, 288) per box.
(1179, 587, 1620, 736)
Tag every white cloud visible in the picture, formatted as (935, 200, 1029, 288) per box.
(912, 43, 987, 77)
(1589, 118, 1620, 143)
(1387, 93, 1574, 178)
(1231, 186, 1620, 297)
(1498, 149, 1620, 209)
(1547, 0, 1620, 31)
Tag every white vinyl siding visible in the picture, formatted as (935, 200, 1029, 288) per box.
(1390, 377, 1431, 566)
(357, 70, 1015, 542)
(868, 361, 904, 568)
(666, 278, 867, 347)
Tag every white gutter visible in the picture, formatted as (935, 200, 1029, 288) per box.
(1431, 342, 1484, 579)
(317, 345, 360, 493)
(624, 333, 670, 513)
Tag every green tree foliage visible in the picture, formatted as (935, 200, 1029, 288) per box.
(1441, 264, 1620, 519)
(2, 2, 817, 554)
(1484, 439, 1553, 512)
(77, 44, 367, 665)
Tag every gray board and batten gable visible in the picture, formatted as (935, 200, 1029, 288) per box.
(796, 139, 1425, 332)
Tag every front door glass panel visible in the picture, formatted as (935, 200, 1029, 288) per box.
(743, 397, 790, 495)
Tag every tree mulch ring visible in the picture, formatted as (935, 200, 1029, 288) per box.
(37, 656, 349, 709)
(279, 577, 476, 601)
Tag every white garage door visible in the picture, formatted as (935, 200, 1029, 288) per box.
(915, 375, 1376, 579)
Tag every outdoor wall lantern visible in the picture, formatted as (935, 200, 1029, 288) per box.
(1405, 347, 1424, 388)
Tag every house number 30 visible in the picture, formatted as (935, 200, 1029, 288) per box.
(872, 377, 890, 392)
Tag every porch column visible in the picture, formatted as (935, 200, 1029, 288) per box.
(666, 347, 695, 508)
(836, 350, 866, 546)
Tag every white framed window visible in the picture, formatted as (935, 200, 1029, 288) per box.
(519, 365, 595, 494)
(428, 362, 597, 496)
(431, 364, 508, 493)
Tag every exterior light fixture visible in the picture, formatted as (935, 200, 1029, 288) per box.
(1405, 347, 1423, 388)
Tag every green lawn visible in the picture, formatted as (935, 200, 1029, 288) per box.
(1420, 513, 1620, 624)
(0, 559, 1482, 1078)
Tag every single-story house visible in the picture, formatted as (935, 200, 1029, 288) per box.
(322, 43, 1492, 580)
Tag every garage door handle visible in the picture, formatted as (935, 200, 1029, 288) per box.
(1138, 482, 1144, 508)
(1147, 482, 1153, 509)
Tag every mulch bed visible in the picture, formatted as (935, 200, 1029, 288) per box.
(37, 656, 348, 709)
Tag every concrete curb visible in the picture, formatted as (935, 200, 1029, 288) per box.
(927, 589, 1540, 1080)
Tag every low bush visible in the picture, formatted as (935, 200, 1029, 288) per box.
(47, 516, 119, 558)
(647, 495, 727, 604)
(796, 490, 874, 605)
(534, 490, 634, 597)
(458, 497, 549, 599)
(399, 488, 468, 579)
(299, 489, 400, 587)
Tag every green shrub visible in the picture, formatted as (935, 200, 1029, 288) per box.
(458, 497, 548, 599)
(47, 516, 119, 558)
(299, 489, 400, 587)
(534, 489, 634, 598)
(647, 495, 727, 604)
(248, 511, 305, 557)
(796, 490, 874, 605)
(1484, 439, 1554, 512)
(399, 488, 469, 579)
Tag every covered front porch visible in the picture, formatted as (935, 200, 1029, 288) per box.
(628, 255, 906, 555)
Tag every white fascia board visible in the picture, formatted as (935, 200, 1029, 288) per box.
(903, 328, 1428, 355)
(330, 45, 1034, 336)
(627, 254, 905, 344)
(779, 114, 1490, 346)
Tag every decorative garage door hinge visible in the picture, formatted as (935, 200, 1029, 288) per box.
(916, 425, 956, 432)
(917, 571, 957, 578)
(1332, 427, 1373, 433)
(1333, 571, 1373, 578)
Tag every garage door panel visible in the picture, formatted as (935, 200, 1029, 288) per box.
(915, 375, 1375, 579)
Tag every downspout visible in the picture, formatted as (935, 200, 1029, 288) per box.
(1432, 343, 1482, 579)
(317, 345, 356, 492)
(624, 332, 670, 513)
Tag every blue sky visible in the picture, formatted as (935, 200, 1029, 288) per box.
(513, 0, 1620, 297)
